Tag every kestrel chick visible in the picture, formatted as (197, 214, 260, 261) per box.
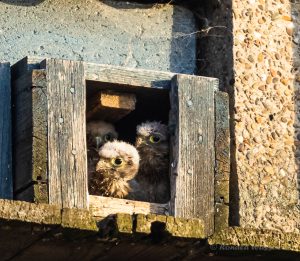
(89, 141, 140, 199)
(134, 121, 170, 203)
(87, 120, 118, 179)
(87, 120, 118, 150)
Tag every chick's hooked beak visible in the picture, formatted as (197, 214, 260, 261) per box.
(137, 136, 147, 146)
(95, 136, 103, 149)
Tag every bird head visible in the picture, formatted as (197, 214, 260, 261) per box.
(87, 121, 118, 149)
(96, 140, 140, 181)
(136, 121, 169, 151)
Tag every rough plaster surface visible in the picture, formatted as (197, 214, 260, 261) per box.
(199, 0, 300, 233)
(0, 0, 196, 73)
(232, 0, 300, 234)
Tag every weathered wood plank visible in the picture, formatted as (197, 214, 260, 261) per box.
(215, 203, 229, 232)
(113, 213, 205, 239)
(84, 62, 174, 89)
(23, 56, 220, 92)
(31, 70, 48, 185)
(12, 70, 48, 203)
(134, 214, 205, 239)
(0, 199, 61, 224)
(169, 74, 217, 237)
(22, 57, 174, 89)
(61, 208, 98, 231)
(100, 91, 136, 109)
(87, 91, 136, 122)
(47, 59, 88, 209)
(0, 62, 13, 199)
(24, 56, 220, 91)
(214, 92, 230, 231)
(89, 195, 168, 217)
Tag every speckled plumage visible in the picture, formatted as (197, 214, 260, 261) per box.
(89, 141, 140, 199)
(133, 121, 170, 203)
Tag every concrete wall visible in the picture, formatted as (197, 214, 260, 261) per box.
(2, 0, 299, 235)
(232, 0, 300, 233)
(199, 0, 300, 233)
(0, 0, 196, 73)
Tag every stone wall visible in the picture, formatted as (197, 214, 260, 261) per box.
(198, 0, 300, 233)
(232, 0, 300, 233)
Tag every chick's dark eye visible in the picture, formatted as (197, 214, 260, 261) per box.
(149, 135, 161, 143)
(113, 157, 123, 166)
(104, 134, 112, 141)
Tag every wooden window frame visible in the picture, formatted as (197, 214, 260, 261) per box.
(7, 57, 229, 237)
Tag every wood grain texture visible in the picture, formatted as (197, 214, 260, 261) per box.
(24, 56, 220, 91)
(12, 70, 48, 203)
(86, 91, 136, 122)
(0, 199, 61, 224)
(89, 195, 168, 217)
(169, 74, 217, 237)
(84, 62, 174, 89)
(47, 59, 88, 209)
(0, 63, 13, 199)
(23, 57, 221, 92)
(31, 70, 48, 184)
(215, 203, 229, 232)
(135, 214, 205, 238)
(214, 91, 230, 231)
(17, 57, 174, 90)
(100, 91, 136, 109)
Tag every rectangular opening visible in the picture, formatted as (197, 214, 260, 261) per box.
(9, 58, 219, 236)
(86, 80, 171, 215)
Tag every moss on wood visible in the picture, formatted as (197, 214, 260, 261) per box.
(0, 199, 61, 225)
(115, 213, 133, 234)
(214, 203, 229, 232)
(1, 199, 300, 253)
(113, 213, 205, 238)
(61, 208, 98, 231)
(134, 214, 205, 238)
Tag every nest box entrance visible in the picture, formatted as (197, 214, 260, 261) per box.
(8, 57, 229, 238)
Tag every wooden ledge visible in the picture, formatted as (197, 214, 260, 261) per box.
(108, 213, 205, 239)
(133, 214, 205, 238)
(0, 199, 205, 238)
(0, 199, 97, 231)
(1, 199, 300, 253)
(89, 195, 168, 217)
(0, 199, 61, 225)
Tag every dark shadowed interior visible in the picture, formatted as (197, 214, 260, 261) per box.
(86, 80, 170, 144)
